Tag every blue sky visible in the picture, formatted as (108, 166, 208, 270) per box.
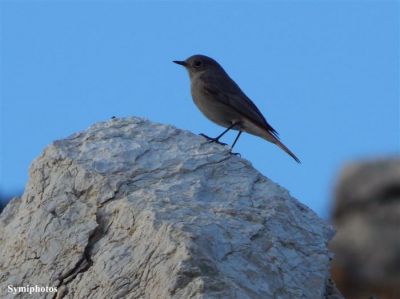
(0, 1, 399, 217)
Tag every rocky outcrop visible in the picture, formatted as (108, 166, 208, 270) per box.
(0, 117, 339, 299)
(330, 158, 400, 299)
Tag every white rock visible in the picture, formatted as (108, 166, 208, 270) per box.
(0, 117, 340, 299)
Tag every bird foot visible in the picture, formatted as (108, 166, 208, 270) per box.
(199, 133, 227, 146)
(229, 151, 241, 157)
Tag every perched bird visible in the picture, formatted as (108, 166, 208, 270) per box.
(173, 54, 300, 163)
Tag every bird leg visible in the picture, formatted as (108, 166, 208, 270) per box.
(231, 131, 242, 149)
(199, 122, 238, 146)
(229, 131, 242, 156)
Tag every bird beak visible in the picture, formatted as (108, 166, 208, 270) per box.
(173, 60, 187, 67)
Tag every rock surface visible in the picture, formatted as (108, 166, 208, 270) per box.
(0, 117, 338, 299)
(330, 158, 400, 299)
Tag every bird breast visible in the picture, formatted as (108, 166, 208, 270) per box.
(190, 79, 242, 129)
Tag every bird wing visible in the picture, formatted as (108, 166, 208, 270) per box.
(202, 74, 279, 139)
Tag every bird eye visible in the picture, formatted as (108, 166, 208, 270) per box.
(193, 60, 203, 68)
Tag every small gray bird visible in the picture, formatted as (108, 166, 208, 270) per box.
(173, 54, 300, 163)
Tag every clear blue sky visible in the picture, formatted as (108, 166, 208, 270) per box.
(0, 1, 399, 217)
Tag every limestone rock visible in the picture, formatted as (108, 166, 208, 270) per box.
(0, 117, 338, 299)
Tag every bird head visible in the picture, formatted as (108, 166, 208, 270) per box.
(173, 55, 223, 79)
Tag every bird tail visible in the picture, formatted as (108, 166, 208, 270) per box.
(274, 139, 301, 163)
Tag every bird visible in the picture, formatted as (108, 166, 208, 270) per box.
(173, 54, 300, 163)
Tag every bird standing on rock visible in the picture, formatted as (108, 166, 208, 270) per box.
(173, 54, 300, 163)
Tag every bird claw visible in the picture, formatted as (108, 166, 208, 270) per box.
(199, 133, 227, 146)
(230, 151, 241, 157)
